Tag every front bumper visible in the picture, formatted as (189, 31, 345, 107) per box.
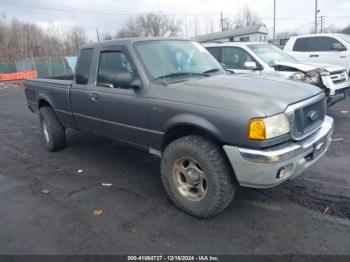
(322, 75, 350, 96)
(327, 86, 350, 107)
(223, 116, 334, 188)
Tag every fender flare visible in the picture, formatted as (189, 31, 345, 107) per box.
(164, 113, 223, 140)
(38, 94, 54, 109)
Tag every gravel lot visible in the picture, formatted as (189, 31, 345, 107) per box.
(0, 81, 350, 255)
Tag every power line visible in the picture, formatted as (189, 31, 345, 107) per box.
(2, 0, 350, 20)
(292, 21, 316, 32)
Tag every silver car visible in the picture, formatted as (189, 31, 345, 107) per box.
(203, 42, 350, 107)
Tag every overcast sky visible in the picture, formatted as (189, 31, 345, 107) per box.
(1, 0, 349, 39)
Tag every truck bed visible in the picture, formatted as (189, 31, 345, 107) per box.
(25, 77, 75, 128)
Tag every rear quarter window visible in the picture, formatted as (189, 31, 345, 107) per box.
(207, 47, 221, 61)
(293, 38, 309, 52)
(75, 48, 93, 85)
(293, 36, 345, 52)
(311, 37, 345, 51)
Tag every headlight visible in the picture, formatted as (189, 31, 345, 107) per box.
(304, 69, 329, 84)
(289, 72, 305, 81)
(304, 72, 321, 84)
(247, 113, 290, 141)
(289, 69, 330, 85)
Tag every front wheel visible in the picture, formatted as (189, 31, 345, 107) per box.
(161, 135, 237, 218)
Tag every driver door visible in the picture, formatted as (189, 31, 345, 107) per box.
(88, 46, 148, 147)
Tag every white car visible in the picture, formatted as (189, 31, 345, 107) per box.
(203, 42, 350, 107)
(284, 34, 350, 75)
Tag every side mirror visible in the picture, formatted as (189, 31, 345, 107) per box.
(220, 63, 227, 70)
(131, 78, 143, 90)
(331, 43, 347, 51)
(110, 72, 133, 89)
(244, 61, 257, 70)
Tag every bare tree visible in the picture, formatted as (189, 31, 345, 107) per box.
(0, 16, 88, 63)
(341, 25, 350, 34)
(276, 31, 298, 39)
(235, 6, 261, 28)
(116, 12, 182, 38)
(191, 17, 199, 37)
(220, 16, 234, 31)
(69, 26, 87, 54)
(204, 17, 215, 34)
(101, 30, 113, 40)
(322, 24, 340, 33)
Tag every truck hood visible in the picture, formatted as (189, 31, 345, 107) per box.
(273, 61, 345, 73)
(170, 74, 322, 116)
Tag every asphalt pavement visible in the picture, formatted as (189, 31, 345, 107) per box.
(0, 82, 349, 255)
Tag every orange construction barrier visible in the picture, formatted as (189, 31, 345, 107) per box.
(0, 71, 37, 81)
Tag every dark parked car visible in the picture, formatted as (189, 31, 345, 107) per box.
(25, 38, 333, 218)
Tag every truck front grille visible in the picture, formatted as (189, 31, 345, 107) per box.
(286, 94, 326, 140)
(330, 70, 347, 84)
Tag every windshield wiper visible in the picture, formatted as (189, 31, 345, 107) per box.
(202, 68, 220, 74)
(154, 72, 209, 80)
(225, 69, 235, 74)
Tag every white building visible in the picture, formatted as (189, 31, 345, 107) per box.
(196, 24, 269, 43)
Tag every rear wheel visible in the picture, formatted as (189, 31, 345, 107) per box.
(39, 106, 65, 152)
(161, 135, 237, 218)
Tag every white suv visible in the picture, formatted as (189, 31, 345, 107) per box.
(284, 34, 350, 75)
(203, 42, 350, 107)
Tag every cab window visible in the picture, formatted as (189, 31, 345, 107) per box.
(97, 51, 134, 87)
(293, 37, 346, 52)
(312, 37, 346, 51)
(75, 48, 93, 85)
(222, 47, 255, 69)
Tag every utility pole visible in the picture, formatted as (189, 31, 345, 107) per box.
(320, 16, 325, 33)
(220, 12, 224, 31)
(314, 0, 320, 34)
(96, 28, 100, 42)
(273, 0, 276, 44)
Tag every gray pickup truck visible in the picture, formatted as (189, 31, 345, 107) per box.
(25, 38, 334, 218)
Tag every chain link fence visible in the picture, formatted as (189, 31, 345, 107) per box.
(0, 56, 77, 77)
(0, 62, 17, 74)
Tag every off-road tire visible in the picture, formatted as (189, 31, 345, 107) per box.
(39, 106, 65, 152)
(161, 135, 237, 218)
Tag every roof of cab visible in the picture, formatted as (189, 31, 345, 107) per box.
(202, 42, 264, 48)
(81, 37, 192, 49)
(287, 33, 347, 39)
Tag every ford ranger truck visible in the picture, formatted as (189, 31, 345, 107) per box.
(24, 38, 334, 218)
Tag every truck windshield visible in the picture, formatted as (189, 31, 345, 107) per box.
(248, 44, 297, 66)
(134, 40, 223, 83)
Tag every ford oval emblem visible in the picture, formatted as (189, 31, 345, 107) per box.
(308, 110, 318, 121)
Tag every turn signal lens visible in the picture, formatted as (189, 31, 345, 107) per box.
(248, 119, 266, 140)
(247, 114, 290, 141)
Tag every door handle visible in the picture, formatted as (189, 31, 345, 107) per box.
(90, 92, 99, 101)
(310, 54, 319, 58)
